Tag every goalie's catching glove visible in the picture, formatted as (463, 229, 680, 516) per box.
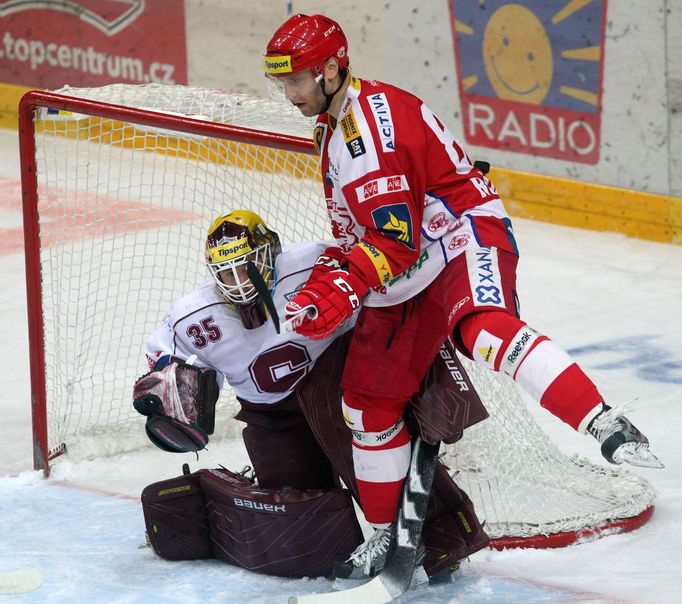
(587, 403, 664, 468)
(133, 358, 219, 453)
(285, 269, 366, 339)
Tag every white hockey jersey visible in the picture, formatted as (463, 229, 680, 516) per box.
(144, 241, 354, 404)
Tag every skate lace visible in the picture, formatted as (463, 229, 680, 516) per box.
(347, 526, 392, 574)
(590, 399, 638, 443)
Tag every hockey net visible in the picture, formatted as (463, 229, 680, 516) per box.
(20, 83, 655, 547)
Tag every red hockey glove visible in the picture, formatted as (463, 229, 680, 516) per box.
(285, 269, 366, 339)
(309, 246, 346, 281)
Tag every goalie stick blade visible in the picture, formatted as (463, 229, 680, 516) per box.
(245, 260, 317, 335)
(246, 261, 280, 333)
(0, 569, 44, 595)
(288, 437, 440, 604)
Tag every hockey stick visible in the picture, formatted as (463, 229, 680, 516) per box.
(0, 569, 44, 595)
(246, 261, 317, 334)
(289, 436, 440, 604)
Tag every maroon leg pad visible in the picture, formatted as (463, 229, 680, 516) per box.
(200, 468, 363, 577)
(140, 470, 213, 560)
(422, 463, 490, 576)
(406, 339, 489, 445)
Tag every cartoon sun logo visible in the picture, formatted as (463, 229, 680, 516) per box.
(454, 0, 603, 110)
(483, 4, 553, 104)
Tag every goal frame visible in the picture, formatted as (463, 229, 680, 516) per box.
(18, 89, 316, 474)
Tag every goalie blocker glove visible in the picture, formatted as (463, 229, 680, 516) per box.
(587, 403, 664, 468)
(285, 268, 366, 340)
(133, 357, 219, 453)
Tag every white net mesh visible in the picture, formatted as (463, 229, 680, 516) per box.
(25, 83, 654, 543)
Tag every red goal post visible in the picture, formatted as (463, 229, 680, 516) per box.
(18, 84, 655, 548)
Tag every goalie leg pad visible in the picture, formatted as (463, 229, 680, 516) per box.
(406, 339, 489, 445)
(199, 468, 363, 577)
(140, 469, 213, 560)
(422, 463, 490, 576)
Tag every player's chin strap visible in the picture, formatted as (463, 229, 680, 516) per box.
(316, 68, 348, 114)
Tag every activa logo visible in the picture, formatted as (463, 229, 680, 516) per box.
(368, 92, 395, 152)
(0, 0, 145, 36)
(233, 498, 286, 513)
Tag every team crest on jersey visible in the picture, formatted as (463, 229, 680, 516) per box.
(371, 203, 415, 250)
(340, 110, 366, 158)
(368, 92, 395, 153)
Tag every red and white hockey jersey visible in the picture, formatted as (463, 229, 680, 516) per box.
(314, 76, 518, 306)
(144, 241, 354, 404)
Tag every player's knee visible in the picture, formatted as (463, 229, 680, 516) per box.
(341, 392, 405, 433)
(455, 311, 547, 375)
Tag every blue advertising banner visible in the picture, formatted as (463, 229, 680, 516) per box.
(449, 0, 607, 164)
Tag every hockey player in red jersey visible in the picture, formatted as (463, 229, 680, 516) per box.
(264, 13, 663, 580)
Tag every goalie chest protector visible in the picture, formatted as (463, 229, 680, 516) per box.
(141, 467, 363, 577)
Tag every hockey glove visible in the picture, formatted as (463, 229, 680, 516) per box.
(133, 359, 219, 453)
(309, 246, 346, 280)
(285, 269, 366, 340)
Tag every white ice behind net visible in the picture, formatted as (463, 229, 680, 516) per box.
(31, 83, 654, 541)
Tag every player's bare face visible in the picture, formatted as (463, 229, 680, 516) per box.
(280, 71, 325, 117)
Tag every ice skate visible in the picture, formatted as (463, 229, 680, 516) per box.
(588, 404, 664, 468)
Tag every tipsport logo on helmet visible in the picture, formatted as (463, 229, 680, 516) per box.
(449, 0, 607, 164)
(263, 55, 293, 74)
(208, 237, 252, 262)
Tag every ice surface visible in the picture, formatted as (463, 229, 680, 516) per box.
(1, 127, 681, 603)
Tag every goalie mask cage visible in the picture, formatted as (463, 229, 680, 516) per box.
(19, 84, 655, 548)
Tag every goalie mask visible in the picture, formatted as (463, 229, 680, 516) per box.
(264, 14, 349, 113)
(205, 210, 281, 329)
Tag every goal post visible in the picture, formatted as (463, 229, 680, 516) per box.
(20, 85, 327, 472)
(19, 83, 656, 548)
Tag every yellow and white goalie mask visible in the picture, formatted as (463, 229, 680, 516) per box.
(205, 210, 281, 328)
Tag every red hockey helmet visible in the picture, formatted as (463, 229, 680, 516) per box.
(264, 14, 349, 78)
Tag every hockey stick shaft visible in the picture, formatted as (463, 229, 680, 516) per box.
(246, 261, 317, 334)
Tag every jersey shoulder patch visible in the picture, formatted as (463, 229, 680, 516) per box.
(371, 203, 415, 250)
